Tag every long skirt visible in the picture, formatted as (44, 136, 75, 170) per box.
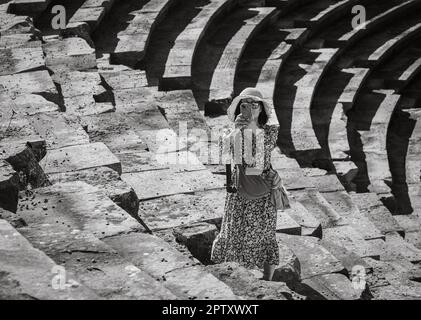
(210, 190, 279, 269)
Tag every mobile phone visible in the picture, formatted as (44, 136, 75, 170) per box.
(241, 105, 252, 121)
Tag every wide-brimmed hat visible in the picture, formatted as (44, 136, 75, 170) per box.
(227, 87, 272, 122)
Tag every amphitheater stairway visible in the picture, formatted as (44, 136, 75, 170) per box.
(1, 0, 421, 299)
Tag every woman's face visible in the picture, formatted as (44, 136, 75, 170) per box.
(240, 98, 261, 121)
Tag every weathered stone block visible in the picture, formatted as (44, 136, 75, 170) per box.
(173, 222, 218, 264)
(40, 142, 122, 175)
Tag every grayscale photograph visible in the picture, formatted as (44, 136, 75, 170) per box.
(0, 0, 421, 305)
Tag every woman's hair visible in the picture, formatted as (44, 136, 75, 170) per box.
(234, 99, 268, 127)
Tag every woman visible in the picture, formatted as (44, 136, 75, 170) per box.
(211, 87, 288, 281)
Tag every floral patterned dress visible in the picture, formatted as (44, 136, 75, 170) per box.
(210, 124, 280, 269)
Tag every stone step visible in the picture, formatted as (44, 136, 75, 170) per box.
(350, 192, 404, 236)
(276, 210, 302, 235)
(0, 218, 98, 299)
(321, 191, 384, 240)
(322, 225, 385, 259)
(276, 233, 346, 280)
(122, 168, 224, 201)
(8, 0, 52, 15)
(298, 273, 364, 300)
(139, 189, 225, 231)
(289, 188, 345, 229)
(47, 167, 139, 217)
(40, 142, 122, 175)
(206, 262, 304, 300)
(380, 232, 421, 263)
(206, 6, 279, 113)
(0, 70, 59, 104)
(14, 222, 177, 299)
(0, 160, 19, 212)
(27, 112, 90, 150)
(42, 37, 97, 72)
(111, 0, 179, 67)
(160, 0, 238, 90)
(363, 257, 421, 299)
(0, 46, 45, 76)
(0, 139, 50, 191)
(319, 239, 372, 276)
(173, 222, 218, 265)
(0, 92, 60, 117)
(103, 232, 239, 299)
(283, 200, 322, 237)
(9, 181, 142, 239)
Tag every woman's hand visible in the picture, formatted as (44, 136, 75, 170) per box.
(234, 114, 249, 129)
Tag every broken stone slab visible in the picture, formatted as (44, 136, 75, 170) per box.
(0, 70, 59, 104)
(0, 14, 36, 36)
(40, 142, 122, 175)
(276, 210, 301, 235)
(206, 262, 305, 300)
(273, 240, 301, 285)
(0, 139, 50, 189)
(139, 189, 225, 231)
(0, 46, 45, 76)
(173, 222, 218, 265)
(99, 69, 148, 90)
(0, 218, 98, 300)
(122, 169, 224, 200)
(103, 232, 238, 300)
(322, 225, 385, 259)
(299, 273, 364, 300)
(380, 232, 421, 263)
(0, 160, 19, 212)
(0, 34, 40, 49)
(284, 200, 322, 237)
(0, 93, 60, 116)
(63, 96, 115, 116)
(15, 222, 177, 300)
(289, 189, 345, 229)
(321, 191, 384, 240)
(47, 167, 139, 217)
(43, 37, 96, 72)
(276, 233, 345, 280)
(52, 70, 106, 98)
(27, 112, 90, 150)
(14, 181, 142, 239)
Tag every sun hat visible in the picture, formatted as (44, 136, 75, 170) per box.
(226, 87, 272, 123)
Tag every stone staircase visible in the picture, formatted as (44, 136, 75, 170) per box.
(1, 0, 421, 299)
